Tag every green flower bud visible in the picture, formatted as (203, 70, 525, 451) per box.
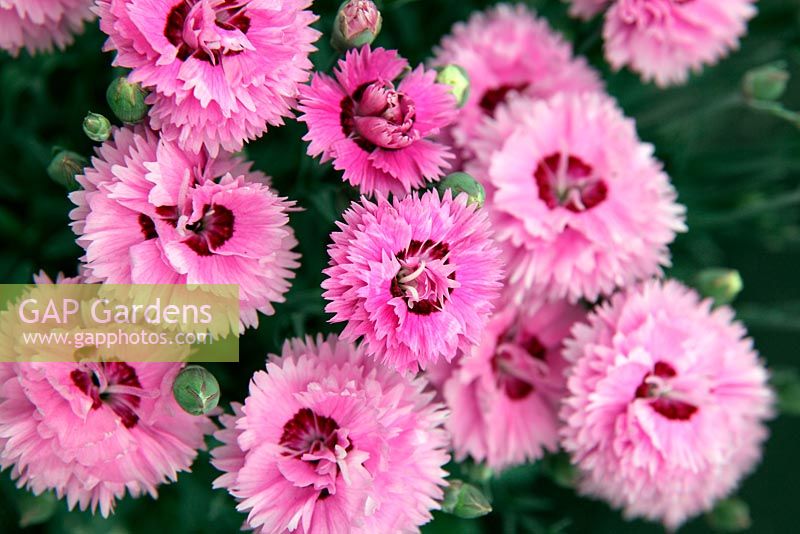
(706, 498, 751, 532)
(743, 63, 790, 102)
(436, 172, 486, 207)
(47, 150, 87, 191)
(694, 268, 743, 306)
(83, 112, 112, 142)
(173, 365, 220, 416)
(106, 77, 148, 123)
(436, 65, 470, 107)
(441, 480, 492, 519)
(331, 0, 382, 52)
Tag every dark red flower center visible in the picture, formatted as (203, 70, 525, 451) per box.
(390, 239, 455, 315)
(183, 204, 235, 256)
(340, 80, 419, 151)
(479, 83, 529, 116)
(534, 153, 608, 212)
(280, 408, 341, 459)
(165, 0, 252, 64)
(70, 362, 144, 428)
(491, 335, 546, 400)
(635, 361, 699, 421)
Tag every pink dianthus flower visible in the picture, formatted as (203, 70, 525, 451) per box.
(444, 300, 586, 471)
(70, 126, 299, 330)
(322, 190, 503, 373)
(432, 3, 602, 159)
(299, 46, 457, 196)
(211, 334, 449, 533)
(467, 93, 686, 303)
(561, 279, 774, 530)
(0, 0, 94, 56)
(96, 0, 320, 155)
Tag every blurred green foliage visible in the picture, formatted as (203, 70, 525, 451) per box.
(1, 0, 799, 532)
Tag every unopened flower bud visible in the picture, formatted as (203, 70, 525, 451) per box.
(106, 77, 148, 123)
(47, 150, 87, 191)
(331, 0, 382, 52)
(82, 112, 112, 142)
(436, 64, 470, 107)
(706, 497, 751, 532)
(441, 480, 492, 519)
(173, 365, 220, 416)
(695, 268, 743, 306)
(743, 63, 789, 102)
(436, 172, 486, 207)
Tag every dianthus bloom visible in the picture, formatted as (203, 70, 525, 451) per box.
(566, 0, 757, 87)
(0, 361, 214, 516)
(467, 93, 686, 303)
(96, 0, 319, 156)
(561, 280, 773, 530)
(70, 126, 299, 329)
(444, 300, 585, 471)
(299, 46, 457, 196)
(322, 190, 503, 373)
(432, 3, 602, 157)
(212, 335, 449, 533)
(0, 0, 94, 56)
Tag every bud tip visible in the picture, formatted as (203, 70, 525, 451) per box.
(331, 0, 382, 52)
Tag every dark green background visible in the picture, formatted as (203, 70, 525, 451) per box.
(1, 0, 799, 532)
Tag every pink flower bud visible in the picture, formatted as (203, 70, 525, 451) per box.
(331, 0, 382, 51)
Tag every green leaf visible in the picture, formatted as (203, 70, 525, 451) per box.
(17, 491, 58, 528)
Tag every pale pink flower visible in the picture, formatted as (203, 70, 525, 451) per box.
(566, 0, 610, 20)
(0, 361, 214, 516)
(95, 0, 320, 156)
(0, 0, 94, 56)
(561, 279, 774, 530)
(565, 0, 758, 86)
(322, 190, 503, 373)
(69, 126, 299, 329)
(444, 300, 585, 471)
(467, 93, 686, 303)
(432, 3, 602, 159)
(211, 334, 449, 533)
(298, 46, 457, 196)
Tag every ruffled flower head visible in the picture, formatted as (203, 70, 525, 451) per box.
(322, 190, 503, 373)
(96, 0, 320, 155)
(211, 335, 449, 533)
(432, 3, 602, 158)
(467, 93, 686, 303)
(299, 46, 457, 196)
(444, 300, 586, 471)
(0, 0, 94, 56)
(561, 280, 774, 530)
(70, 126, 299, 330)
(0, 360, 214, 516)
(565, 0, 758, 86)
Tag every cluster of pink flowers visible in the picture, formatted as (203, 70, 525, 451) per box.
(70, 125, 300, 330)
(0, 0, 778, 532)
(566, 0, 758, 86)
(0, 0, 95, 56)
